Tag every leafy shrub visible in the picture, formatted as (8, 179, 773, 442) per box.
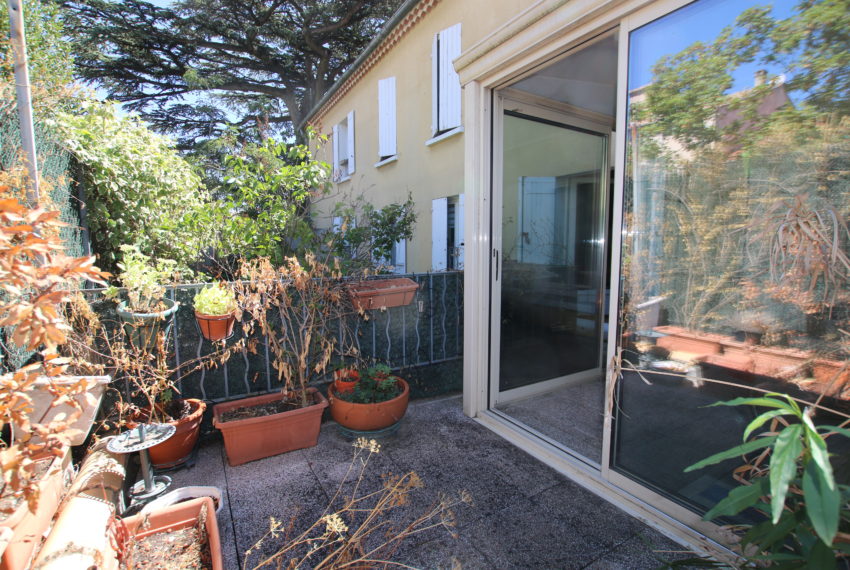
(201, 138, 329, 271)
(53, 101, 211, 272)
(687, 393, 850, 567)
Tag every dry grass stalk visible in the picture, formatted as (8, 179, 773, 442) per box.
(245, 438, 472, 569)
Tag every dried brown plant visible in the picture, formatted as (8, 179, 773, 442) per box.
(0, 197, 108, 511)
(234, 253, 358, 408)
(245, 438, 472, 569)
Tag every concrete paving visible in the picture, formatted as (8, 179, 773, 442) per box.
(169, 394, 693, 569)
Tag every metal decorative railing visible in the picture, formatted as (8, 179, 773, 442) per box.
(82, 272, 463, 404)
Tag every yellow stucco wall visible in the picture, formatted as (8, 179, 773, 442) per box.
(310, 0, 528, 273)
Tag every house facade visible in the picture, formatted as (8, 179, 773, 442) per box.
(307, 0, 529, 273)
(307, 0, 850, 560)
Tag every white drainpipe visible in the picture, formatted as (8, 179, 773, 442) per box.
(7, 0, 40, 204)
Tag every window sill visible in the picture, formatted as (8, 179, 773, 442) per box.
(334, 175, 352, 183)
(374, 155, 398, 168)
(425, 126, 464, 147)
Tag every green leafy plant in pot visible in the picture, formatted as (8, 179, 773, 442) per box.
(328, 364, 410, 431)
(193, 283, 238, 342)
(108, 245, 179, 351)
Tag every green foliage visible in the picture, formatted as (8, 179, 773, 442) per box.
(1, 0, 74, 95)
(638, 0, 850, 153)
(53, 101, 210, 272)
(193, 282, 236, 316)
(337, 364, 401, 404)
(202, 137, 330, 269)
(63, 0, 403, 145)
(109, 245, 178, 312)
(331, 193, 416, 273)
(686, 394, 850, 567)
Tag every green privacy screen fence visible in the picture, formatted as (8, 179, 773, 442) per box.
(83, 271, 464, 404)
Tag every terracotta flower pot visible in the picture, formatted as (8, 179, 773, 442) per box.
(120, 496, 223, 570)
(212, 388, 328, 466)
(129, 399, 206, 469)
(328, 378, 410, 431)
(333, 368, 360, 394)
(0, 445, 71, 570)
(195, 311, 236, 342)
(349, 278, 419, 311)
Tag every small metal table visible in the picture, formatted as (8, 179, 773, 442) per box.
(108, 423, 176, 501)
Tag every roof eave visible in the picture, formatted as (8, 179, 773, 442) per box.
(299, 0, 423, 131)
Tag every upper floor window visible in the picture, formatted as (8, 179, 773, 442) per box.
(378, 77, 397, 160)
(432, 24, 462, 136)
(332, 111, 355, 181)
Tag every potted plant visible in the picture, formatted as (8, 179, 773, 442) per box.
(118, 496, 223, 569)
(109, 245, 179, 351)
(213, 255, 352, 466)
(332, 363, 360, 394)
(328, 364, 410, 431)
(120, 346, 207, 469)
(68, 292, 214, 469)
(193, 282, 238, 342)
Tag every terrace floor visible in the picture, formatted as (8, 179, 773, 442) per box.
(168, 394, 693, 569)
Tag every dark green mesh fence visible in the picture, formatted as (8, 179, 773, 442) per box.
(1, 113, 87, 372)
(85, 272, 463, 406)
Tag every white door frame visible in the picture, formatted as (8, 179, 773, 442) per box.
(460, 0, 740, 558)
(489, 94, 610, 410)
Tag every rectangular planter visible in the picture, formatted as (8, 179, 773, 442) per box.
(654, 325, 724, 356)
(349, 278, 419, 311)
(121, 496, 222, 570)
(212, 388, 328, 466)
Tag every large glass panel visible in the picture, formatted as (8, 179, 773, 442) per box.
(614, 0, 850, 516)
(500, 114, 606, 390)
(496, 112, 608, 462)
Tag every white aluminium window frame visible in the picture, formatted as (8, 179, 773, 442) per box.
(459, 0, 737, 560)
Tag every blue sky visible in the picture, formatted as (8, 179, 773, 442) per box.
(629, 0, 799, 92)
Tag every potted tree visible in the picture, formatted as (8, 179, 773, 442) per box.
(110, 245, 179, 351)
(327, 364, 410, 431)
(193, 282, 238, 342)
(212, 254, 353, 466)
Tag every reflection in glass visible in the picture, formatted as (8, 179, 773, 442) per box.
(496, 112, 608, 463)
(614, 0, 850, 514)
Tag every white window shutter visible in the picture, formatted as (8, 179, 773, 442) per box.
(431, 32, 439, 135)
(393, 239, 406, 274)
(438, 24, 462, 131)
(346, 110, 355, 174)
(431, 197, 448, 271)
(455, 193, 465, 270)
(378, 77, 397, 158)
(332, 216, 342, 232)
(332, 124, 340, 175)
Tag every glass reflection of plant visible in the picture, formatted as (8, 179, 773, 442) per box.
(625, 0, 850, 364)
